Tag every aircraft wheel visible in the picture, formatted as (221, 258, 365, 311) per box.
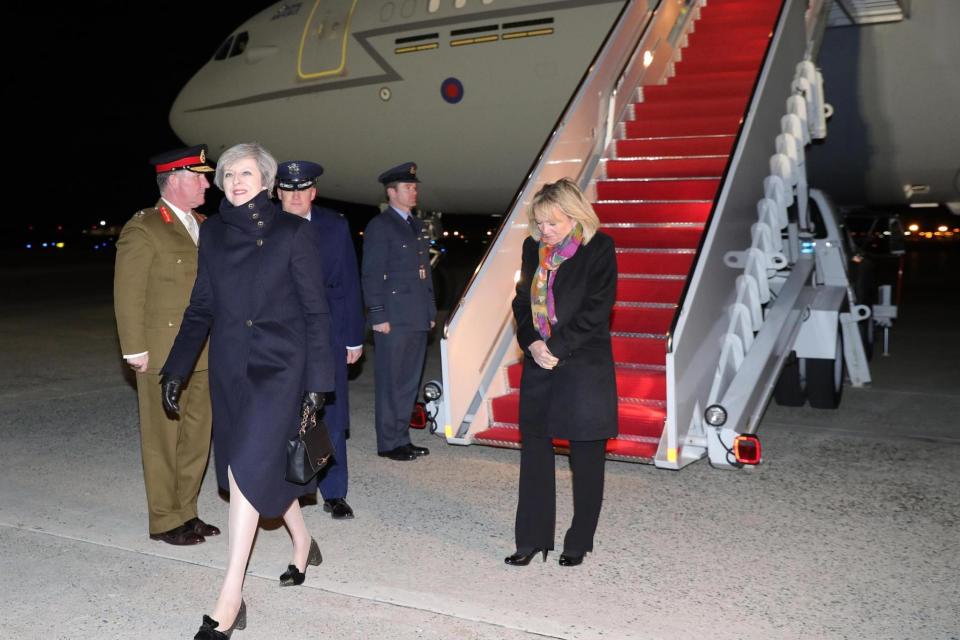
(773, 351, 805, 406)
(806, 332, 844, 409)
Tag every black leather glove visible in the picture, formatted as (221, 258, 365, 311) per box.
(161, 374, 184, 415)
(302, 391, 325, 417)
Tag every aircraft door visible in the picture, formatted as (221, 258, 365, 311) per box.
(297, 0, 357, 79)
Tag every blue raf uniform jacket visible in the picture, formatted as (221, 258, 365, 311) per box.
(361, 206, 436, 331)
(308, 205, 365, 432)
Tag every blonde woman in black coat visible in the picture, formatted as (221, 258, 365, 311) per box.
(506, 178, 617, 568)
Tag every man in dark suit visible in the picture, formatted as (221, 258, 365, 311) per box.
(277, 160, 364, 519)
(114, 145, 220, 545)
(361, 162, 436, 461)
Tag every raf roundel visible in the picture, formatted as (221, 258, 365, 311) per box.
(440, 77, 464, 104)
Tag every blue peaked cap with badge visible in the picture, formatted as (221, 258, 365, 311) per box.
(378, 161, 420, 185)
(277, 160, 324, 191)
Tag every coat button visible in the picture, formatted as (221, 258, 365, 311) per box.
(245, 320, 253, 327)
(251, 213, 260, 220)
(257, 221, 264, 227)
(248, 203, 255, 210)
(176, 258, 183, 263)
(256, 239, 263, 246)
(167, 321, 174, 327)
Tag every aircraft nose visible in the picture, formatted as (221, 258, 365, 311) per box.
(168, 74, 203, 146)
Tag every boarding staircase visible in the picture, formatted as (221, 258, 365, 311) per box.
(439, 0, 845, 469)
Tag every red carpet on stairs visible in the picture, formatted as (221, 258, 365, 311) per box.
(474, 0, 784, 462)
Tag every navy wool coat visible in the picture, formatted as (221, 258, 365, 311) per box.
(512, 232, 618, 441)
(307, 205, 365, 433)
(162, 191, 334, 517)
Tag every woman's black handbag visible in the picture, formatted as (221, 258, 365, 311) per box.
(286, 405, 334, 484)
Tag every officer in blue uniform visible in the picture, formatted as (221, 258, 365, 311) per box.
(277, 160, 365, 519)
(362, 162, 436, 461)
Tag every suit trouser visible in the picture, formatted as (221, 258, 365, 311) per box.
(515, 434, 607, 555)
(373, 329, 427, 452)
(316, 421, 348, 499)
(136, 369, 212, 534)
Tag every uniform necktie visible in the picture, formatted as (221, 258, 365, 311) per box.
(185, 213, 199, 245)
(406, 215, 417, 233)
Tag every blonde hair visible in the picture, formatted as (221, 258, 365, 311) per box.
(527, 178, 599, 244)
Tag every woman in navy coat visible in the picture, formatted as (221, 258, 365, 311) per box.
(161, 143, 334, 639)
(506, 178, 618, 568)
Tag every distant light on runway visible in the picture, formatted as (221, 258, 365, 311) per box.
(100, 220, 107, 226)
(908, 224, 919, 231)
(56, 242, 65, 249)
(938, 225, 948, 232)
(25, 243, 32, 249)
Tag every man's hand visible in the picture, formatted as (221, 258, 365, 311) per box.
(372, 322, 391, 334)
(346, 347, 363, 364)
(126, 353, 149, 373)
(430, 320, 436, 329)
(529, 340, 559, 370)
(160, 374, 184, 415)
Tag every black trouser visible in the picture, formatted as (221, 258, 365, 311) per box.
(514, 434, 607, 555)
(372, 329, 427, 452)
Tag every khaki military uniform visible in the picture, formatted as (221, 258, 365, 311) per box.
(114, 199, 211, 535)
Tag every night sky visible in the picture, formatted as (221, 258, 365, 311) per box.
(6, 1, 272, 240)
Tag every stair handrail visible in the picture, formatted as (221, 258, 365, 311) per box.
(440, 0, 703, 441)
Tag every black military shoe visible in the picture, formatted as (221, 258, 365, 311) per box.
(323, 498, 355, 520)
(404, 443, 430, 457)
(378, 446, 417, 461)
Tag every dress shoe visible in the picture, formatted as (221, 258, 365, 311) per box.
(377, 446, 417, 461)
(403, 443, 430, 457)
(279, 538, 323, 586)
(185, 517, 221, 537)
(149, 524, 204, 546)
(559, 552, 584, 567)
(504, 548, 549, 566)
(194, 599, 246, 639)
(323, 498, 355, 520)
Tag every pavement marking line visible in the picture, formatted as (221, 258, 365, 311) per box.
(0, 522, 568, 640)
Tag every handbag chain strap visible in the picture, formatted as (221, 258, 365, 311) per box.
(299, 405, 317, 437)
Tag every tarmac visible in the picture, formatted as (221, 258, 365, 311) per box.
(1, 254, 958, 640)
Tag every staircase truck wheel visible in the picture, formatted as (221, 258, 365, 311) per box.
(806, 332, 844, 409)
(774, 351, 805, 406)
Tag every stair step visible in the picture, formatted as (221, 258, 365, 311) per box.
(489, 393, 666, 438)
(616, 249, 695, 275)
(630, 96, 748, 120)
(604, 156, 728, 179)
(595, 201, 711, 224)
(505, 363, 666, 402)
(597, 178, 720, 201)
(611, 304, 674, 334)
(617, 275, 686, 303)
(471, 427, 659, 462)
(624, 116, 741, 137)
(614, 136, 735, 159)
(670, 69, 758, 84)
(642, 80, 754, 101)
(612, 334, 667, 365)
(603, 225, 703, 249)
(676, 57, 760, 74)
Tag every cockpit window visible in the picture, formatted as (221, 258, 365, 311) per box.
(230, 32, 249, 58)
(214, 36, 233, 61)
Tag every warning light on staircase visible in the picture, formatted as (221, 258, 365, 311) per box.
(733, 434, 761, 465)
(704, 404, 727, 426)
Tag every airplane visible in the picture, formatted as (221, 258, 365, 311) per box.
(169, 0, 631, 215)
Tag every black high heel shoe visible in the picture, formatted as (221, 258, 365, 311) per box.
(559, 552, 584, 567)
(194, 599, 246, 639)
(504, 548, 549, 566)
(279, 537, 322, 586)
